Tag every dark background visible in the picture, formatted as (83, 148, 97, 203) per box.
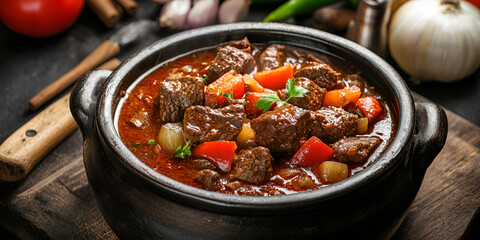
(0, 0, 479, 239)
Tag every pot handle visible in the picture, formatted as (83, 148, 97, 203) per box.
(411, 102, 448, 175)
(70, 70, 112, 137)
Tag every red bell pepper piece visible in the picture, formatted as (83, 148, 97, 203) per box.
(253, 64, 293, 90)
(205, 70, 245, 107)
(289, 136, 334, 167)
(191, 141, 237, 172)
(244, 92, 277, 118)
(356, 96, 383, 122)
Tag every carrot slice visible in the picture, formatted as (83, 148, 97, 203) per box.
(322, 86, 362, 107)
(243, 74, 265, 93)
(253, 64, 293, 90)
(356, 96, 383, 122)
(205, 70, 245, 107)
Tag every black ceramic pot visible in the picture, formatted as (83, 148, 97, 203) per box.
(70, 23, 447, 240)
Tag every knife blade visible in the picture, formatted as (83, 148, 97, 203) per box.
(28, 19, 157, 111)
(0, 58, 121, 182)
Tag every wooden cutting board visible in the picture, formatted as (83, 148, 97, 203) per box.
(0, 93, 479, 240)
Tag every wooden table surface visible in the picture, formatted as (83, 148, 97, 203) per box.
(1, 1, 480, 239)
(0, 93, 479, 239)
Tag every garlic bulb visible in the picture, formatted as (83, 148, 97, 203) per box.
(389, 0, 480, 82)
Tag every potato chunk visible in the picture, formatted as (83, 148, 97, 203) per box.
(315, 161, 349, 183)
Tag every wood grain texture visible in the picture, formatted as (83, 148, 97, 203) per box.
(0, 132, 117, 239)
(0, 93, 479, 239)
(0, 93, 77, 182)
(391, 93, 480, 239)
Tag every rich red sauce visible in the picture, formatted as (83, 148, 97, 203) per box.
(116, 44, 396, 196)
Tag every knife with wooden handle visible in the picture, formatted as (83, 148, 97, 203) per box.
(0, 58, 121, 182)
(28, 19, 156, 111)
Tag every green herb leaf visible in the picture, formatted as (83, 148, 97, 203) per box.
(256, 94, 280, 113)
(130, 143, 142, 150)
(276, 100, 287, 108)
(222, 88, 235, 102)
(356, 108, 365, 118)
(255, 78, 309, 114)
(174, 142, 191, 158)
(148, 139, 156, 147)
(285, 78, 309, 102)
(286, 77, 295, 95)
(203, 75, 208, 85)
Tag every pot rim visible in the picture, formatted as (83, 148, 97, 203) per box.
(97, 22, 414, 210)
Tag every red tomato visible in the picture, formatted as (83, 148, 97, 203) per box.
(0, 0, 85, 37)
(466, 0, 480, 9)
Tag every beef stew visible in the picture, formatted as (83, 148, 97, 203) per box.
(116, 38, 396, 196)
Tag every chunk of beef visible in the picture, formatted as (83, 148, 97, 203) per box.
(225, 37, 253, 51)
(251, 104, 310, 153)
(306, 54, 329, 65)
(258, 44, 286, 71)
(183, 104, 245, 145)
(158, 76, 204, 123)
(294, 64, 341, 90)
(189, 159, 217, 171)
(205, 46, 255, 83)
(309, 107, 358, 144)
(343, 74, 365, 91)
(195, 169, 220, 191)
(278, 77, 326, 111)
(330, 136, 381, 164)
(230, 147, 273, 185)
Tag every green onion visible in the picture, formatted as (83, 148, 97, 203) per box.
(263, 0, 341, 22)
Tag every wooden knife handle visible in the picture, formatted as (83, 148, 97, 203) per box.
(0, 58, 121, 182)
(29, 40, 120, 111)
(0, 94, 77, 182)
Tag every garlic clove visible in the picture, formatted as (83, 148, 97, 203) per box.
(158, 0, 192, 29)
(218, 0, 251, 24)
(186, 0, 219, 29)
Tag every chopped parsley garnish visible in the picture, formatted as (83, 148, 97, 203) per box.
(256, 94, 282, 113)
(130, 143, 142, 150)
(148, 139, 156, 147)
(255, 78, 309, 113)
(203, 75, 208, 85)
(222, 89, 235, 102)
(174, 142, 191, 158)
